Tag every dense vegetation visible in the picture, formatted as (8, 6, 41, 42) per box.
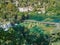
(0, 0, 60, 22)
(0, 24, 51, 45)
(0, 0, 60, 45)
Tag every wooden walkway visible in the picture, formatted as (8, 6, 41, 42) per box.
(24, 20, 60, 30)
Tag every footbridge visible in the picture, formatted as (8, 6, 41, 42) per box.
(24, 20, 60, 30)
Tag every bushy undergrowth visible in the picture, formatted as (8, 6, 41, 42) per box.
(0, 25, 50, 45)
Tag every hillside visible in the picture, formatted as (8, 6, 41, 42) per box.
(0, 0, 60, 45)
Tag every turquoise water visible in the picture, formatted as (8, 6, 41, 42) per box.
(28, 14, 60, 22)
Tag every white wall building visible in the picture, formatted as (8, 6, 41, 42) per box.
(18, 6, 33, 12)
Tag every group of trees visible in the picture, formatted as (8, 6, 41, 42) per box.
(0, 0, 18, 22)
(0, 0, 60, 22)
(0, 24, 51, 45)
(16, 0, 60, 15)
(0, 0, 60, 45)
